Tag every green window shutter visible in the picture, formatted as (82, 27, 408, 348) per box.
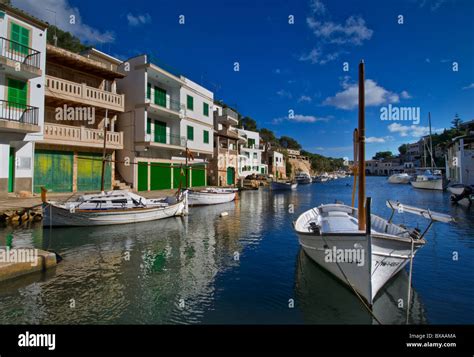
(187, 125, 194, 141)
(248, 138, 255, 148)
(203, 103, 209, 116)
(187, 95, 194, 110)
(154, 120, 166, 143)
(147, 118, 152, 135)
(8, 78, 28, 108)
(155, 87, 166, 107)
(147, 83, 151, 99)
(10, 23, 29, 55)
(203, 130, 209, 144)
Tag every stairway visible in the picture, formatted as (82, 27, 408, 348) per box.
(113, 179, 131, 191)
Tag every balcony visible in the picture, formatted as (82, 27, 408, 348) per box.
(0, 100, 40, 133)
(43, 123, 123, 149)
(45, 75, 124, 112)
(216, 107, 238, 125)
(145, 97, 183, 119)
(0, 37, 42, 79)
(144, 132, 186, 150)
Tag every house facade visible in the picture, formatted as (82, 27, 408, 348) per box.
(116, 55, 213, 191)
(446, 134, 474, 185)
(209, 104, 242, 186)
(237, 128, 267, 177)
(34, 45, 125, 193)
(0, 4, 47, 196)
(267, 150, 286, 179)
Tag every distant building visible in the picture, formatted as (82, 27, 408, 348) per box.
(237, 129, 267, 177)
(446, 134, 474, 185)
(266, 149, 286, 179)
(287, 148, 309, 162)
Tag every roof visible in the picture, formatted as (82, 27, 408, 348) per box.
(0, 3, 49, 29)
(47, 44, 125, 79)
(80, 48, 123, 65)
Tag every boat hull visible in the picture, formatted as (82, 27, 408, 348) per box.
(388, 175, 411, 184)
(411, 179, 443, 190)
(43, 199, 186, 227)
(271, 182, 297, 191)
(188, 191, 236, 206)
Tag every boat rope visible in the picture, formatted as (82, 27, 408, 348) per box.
(406, 237, 415, 324)
(319, 232, 382, 325)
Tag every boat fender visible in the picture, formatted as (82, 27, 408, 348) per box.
(220, 212, 229, 217)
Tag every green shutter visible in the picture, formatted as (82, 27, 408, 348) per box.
(137, 162, 149, 191)
(10, 23, 29, 55)
(77, 153, 111, 191)
(187, 125, 194, 141)
(154, 87, 166, 107)
(248, 138, 255, 148)
(191, 165, 206, 187)
(173, 165, 189, 188)
(150, 163, 172, 190)
(8, 147, 15, 192)
(154, 120, 166, 143)
(8, 78, 28, 108)
(203, 130, 209, 144)
(34, 150, 73, 193)
(147, 118, 152, 134)
(226, 167, 234, 185)
(203, 103, 209, 116)
(187, 95, 194, 110)
(147, 83, 151, 99)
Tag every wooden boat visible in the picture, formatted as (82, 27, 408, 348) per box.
(388, 173, 412, 184)
(410, 170, 443, 190)
(188, 187, 236, 206)
(293, 61, 455, 306)
(295, 172, 312, 184)
(271, 181, 297, 191)
(43, 190, 188, 227)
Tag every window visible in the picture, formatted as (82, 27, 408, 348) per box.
(147, 83, 151, 99)
(248, 138, 255, 148)
(8, 78, 27, 108)
(253, 153, 257, 160)
(187, 125, 194, 141)
(203, 130, 209, 144)
(146, 118, 152, 134)
(10, 22, 30, 55)
(155, 87, 166, 107)
(187, 95, 194, 110)
(203, 102, 209, 116)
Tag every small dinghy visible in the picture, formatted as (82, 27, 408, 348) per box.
(42, 190, 188, 227)
(188, 187, 237, 206)
(271, 181, 297, 191)
(388, 173, 412, 184)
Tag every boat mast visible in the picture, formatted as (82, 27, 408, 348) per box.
(428, 112, 434, 169)
(100, 109, 108, 193)
(358, 60, 366, 231)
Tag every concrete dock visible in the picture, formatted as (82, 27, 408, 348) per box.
(0, 247, 58, 282)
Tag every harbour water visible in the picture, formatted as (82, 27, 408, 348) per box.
(0, 177, 473, 324)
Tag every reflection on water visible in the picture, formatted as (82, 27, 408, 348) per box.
(0, 177, 473, 324)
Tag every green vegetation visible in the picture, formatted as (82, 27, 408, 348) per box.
(47, 25, 90, 53)
(372, 151, 394, 160)
(239, 116, 258, 131)
(301, 150, 345, 172)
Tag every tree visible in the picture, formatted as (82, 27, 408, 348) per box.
(279, 136, 301, 150)
(373, 151, 394, 160)
(259, 128, 278, 145)
(451, 114, 462, 129)
(239, 116, 258, 131)
(47, 25, 90, 53)
(398, 144, 408, 156)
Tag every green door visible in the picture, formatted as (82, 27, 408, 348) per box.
(172, 165, 189, 188)
(34, 150, 73, 193)
(138, 162, 148, 191)
(150, 162, 172, 190)
(8, 147, 14, 192)
(154, 121, 166, 143)
(261, 167, 265, 174)
(191, 165, 206, 187)
(77, 153, 111, 192)
(8, 78, 27, 108)
(226, 167, 234, 186)
(154, 87, 166, 107)
(10, 22, 30, 55)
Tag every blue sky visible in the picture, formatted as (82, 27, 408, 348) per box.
(14, 0, 474, 160)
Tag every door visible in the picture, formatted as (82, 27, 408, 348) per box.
(8, 78, 28, 109)
(77, 153, 111, 192)
(191, 165, 206, 187)
(8, 147, 14, 192)
(34, 150, 73, 193)
(10, 22, 30, 55)
(137, 162, 148, 191)
(226, 167, 234, 185)
(154, 120, 166, 143)
(173, 164, 189, 189)
(154, 87, 166, 107)
(150, 162, 172, 190)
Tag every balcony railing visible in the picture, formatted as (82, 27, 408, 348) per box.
(46, 75, 124, 111)
(0, 37, 41, 69)
(147, 132, 186, 147)
(0, 100, 39, 125)
(44, 123, 123, 149)
(148, 96, 181, 113)
(222, 107, 238, 120)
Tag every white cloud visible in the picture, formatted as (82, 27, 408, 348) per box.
(309, 0, 327, 15)
(276, 89, 292, 99)
(323, 79, 403, 110)
(366, 136, 393, 143)
(419, 0, 449, 11)
(273, 114, 330, 124)
(400, 90, 412, 99)
(13, 0, 115, 44)
(298, 95, 312, 103)
(387, 123, 441, 137)
(127, 13, 151, 26)
(462, 83, 474, 90)
(306, 15, 373, 46)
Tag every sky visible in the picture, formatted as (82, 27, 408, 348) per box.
(13, 0, 474, 160)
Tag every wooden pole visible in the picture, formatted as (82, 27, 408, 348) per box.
(358, 61, 366, 231)
(100, 109, 108, 193)
(351, 129, 358, 208)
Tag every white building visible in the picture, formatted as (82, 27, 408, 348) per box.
(446, 135, 474, 185)
(116, 54, 213, 191)
(237, 128, 267, 177)
(0, 4, 47, 196)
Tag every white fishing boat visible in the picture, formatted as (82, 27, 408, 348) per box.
(43, 190, 188, 227)
(448, 184, 474, 205)
(388, 173, 412, 184)
(188, 187, 236, 206)
(271, 181, 298, 191)
(410, 170, 443, 190)
(295, 172, 312, 184)
(447, 183, 472, 195)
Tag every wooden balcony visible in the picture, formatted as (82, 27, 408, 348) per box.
(43, 123, 123, 149)
(45, 75, 124, 112)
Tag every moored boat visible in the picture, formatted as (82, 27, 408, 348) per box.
(188, 187, 236, 206)
(410, 170, 444, 190)
(295, 172, 312, 184)
(388, 173, 412, 184)
(271, 181, 297, 191)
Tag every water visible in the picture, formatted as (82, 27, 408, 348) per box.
(0, 177, 473, 324)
